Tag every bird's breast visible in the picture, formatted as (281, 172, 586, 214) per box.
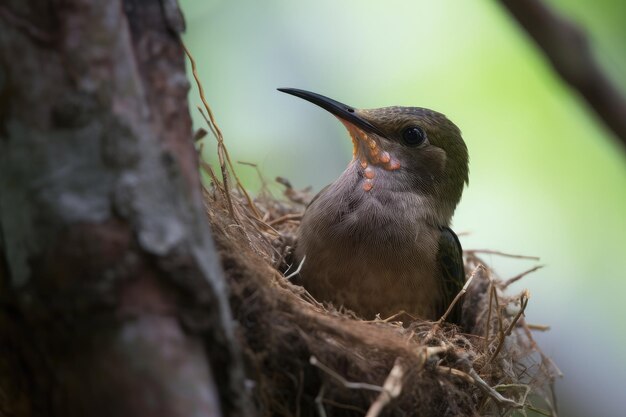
(295, 174, 443, 320)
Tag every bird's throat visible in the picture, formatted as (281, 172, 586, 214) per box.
(339, 121, 401, 192)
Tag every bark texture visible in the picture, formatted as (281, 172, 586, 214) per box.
(0, 1, 250, 416)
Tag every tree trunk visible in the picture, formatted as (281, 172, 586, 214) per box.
(0, 1, 251, 416)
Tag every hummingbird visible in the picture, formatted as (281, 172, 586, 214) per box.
(278, 88, 468, 324)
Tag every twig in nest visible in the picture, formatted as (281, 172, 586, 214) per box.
(483, 279, 495, 352)
(503, 264, 544, 288)
(440, 366, 525, 409)
(465, 249, 540, 261)
(183, 41, 232, 216)
(467, 368, 525, 409)
(526, 323, 551, 331)
(423, 346, 448, 362)
(476, 283, 506, 371)
(193, 128, 208, 142)
(314, 384, 327, 417)
(437, 265, 482, 325)
(504, 291, 530, 338)
(237, 161, 267, 188)
(437, 366, 474, 384)
(492, 284, 505, 353)
(365, 310, 417, 324)
(276, 176, 313, 205)
(200, 160, 225, 198)
(309, 356, 383, 393)
(436, 365, 530, 408)
(364, 358, 404, 417)
(284, 256, 306, 280)
(268, 213, 304, 226)
(489, 290, 530, 364)
(248, 215, 281, 237)
(196, 106, 236, 220)
(182, 43, 263, 220)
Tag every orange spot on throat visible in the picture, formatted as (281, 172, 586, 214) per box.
(343, 121, 402, 174)
(386, 159, 401, 170)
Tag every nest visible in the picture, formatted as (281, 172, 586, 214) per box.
(186, 49, 560, 417)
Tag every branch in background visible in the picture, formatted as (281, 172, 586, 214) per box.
(500, 0, 626, 150)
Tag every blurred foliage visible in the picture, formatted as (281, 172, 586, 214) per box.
(180, 1, 626, 416)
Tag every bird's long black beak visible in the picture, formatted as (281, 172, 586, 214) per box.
(278, 88, 384, 136)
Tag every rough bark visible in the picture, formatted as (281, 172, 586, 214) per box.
(0, 1, 251, 416)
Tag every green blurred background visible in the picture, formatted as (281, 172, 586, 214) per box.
(180, 1, 626, 415)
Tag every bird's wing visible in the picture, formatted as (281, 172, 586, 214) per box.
(436, 226, 466, 324)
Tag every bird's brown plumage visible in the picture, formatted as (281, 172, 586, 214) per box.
(280, 89, 469, 322)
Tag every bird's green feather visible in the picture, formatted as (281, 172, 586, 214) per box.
(437, 226, 465, 324)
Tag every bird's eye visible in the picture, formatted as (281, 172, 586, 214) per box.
(401, 126, 426, 146)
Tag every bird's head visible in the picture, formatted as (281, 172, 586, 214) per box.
(279, 88, 469, 222)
